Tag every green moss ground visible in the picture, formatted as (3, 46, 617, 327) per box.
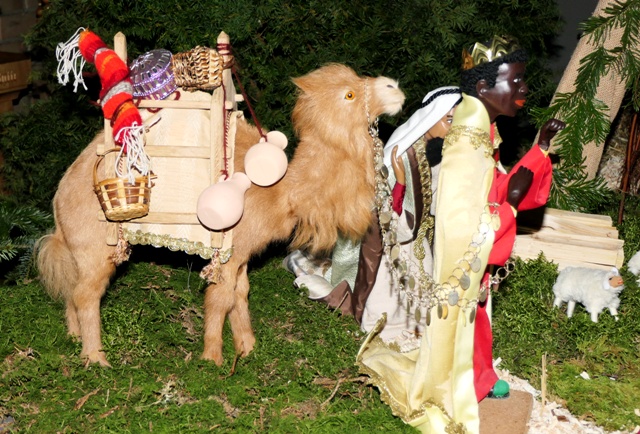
(2, 217, 640, 432)
(1, 246, 413, 433)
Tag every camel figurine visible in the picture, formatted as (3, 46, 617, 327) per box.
(37, 63, 405, 367)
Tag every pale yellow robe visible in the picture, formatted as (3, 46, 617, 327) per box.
(357, 94, 497, 434)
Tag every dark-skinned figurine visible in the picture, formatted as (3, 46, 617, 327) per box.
(356, 35, 565, 434)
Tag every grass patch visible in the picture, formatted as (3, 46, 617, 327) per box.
(493, 220, 640, 432)
(2, 208, 640, 432)
(0, 246, 413, 433)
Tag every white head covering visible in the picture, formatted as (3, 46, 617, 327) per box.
(383, 86, 461, 167)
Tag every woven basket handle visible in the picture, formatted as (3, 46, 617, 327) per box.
(93, 147, 122, 185)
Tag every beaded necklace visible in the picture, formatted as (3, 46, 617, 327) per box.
(364, 83, 514, 326)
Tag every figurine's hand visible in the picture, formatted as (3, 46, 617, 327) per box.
(538, 118, 566, 151)
(391, 146, 406, 185)
(506, 166, 533, 209)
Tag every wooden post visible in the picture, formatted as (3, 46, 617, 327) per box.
(618, 112, 640, 225)
(209, 82, 226, 248)
(217, 31, 238, 110)
(100, 32, 128, 246)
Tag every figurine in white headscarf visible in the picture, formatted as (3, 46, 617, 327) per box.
(360, 87, 462, 343)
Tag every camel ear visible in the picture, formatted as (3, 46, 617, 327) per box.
(292, 77, 301, 89)
(292, 76, 307, 92)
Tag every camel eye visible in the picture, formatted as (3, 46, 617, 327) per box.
(345, 91, 355, 100)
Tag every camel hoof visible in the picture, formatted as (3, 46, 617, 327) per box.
(82, 350, 112, 368)
(201, 350, 224, 366)
(235, 338, 255, 358)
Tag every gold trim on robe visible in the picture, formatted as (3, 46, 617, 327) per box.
(357, 94, 498, 434)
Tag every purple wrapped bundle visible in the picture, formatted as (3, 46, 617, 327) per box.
(130, 49, 176, 100)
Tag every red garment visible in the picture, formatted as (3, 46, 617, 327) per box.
(391, 183, 406, 215)
(473, 144, 552, 402)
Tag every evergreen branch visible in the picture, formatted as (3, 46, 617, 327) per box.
(575, 47, 614, 97)
(581, 0, 633, 46)
(0, 199, 52, 282)
(532, 1, 640, 211)
(549, 170, 609, 212)
(619, 2, 640, 48)
(0, 243, 19, 262)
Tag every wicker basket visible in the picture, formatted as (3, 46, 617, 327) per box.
(171, 46, 224, 91)
(93, 149, 152, 221)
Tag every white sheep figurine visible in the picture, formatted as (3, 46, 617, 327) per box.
(552, 266, 624, 323)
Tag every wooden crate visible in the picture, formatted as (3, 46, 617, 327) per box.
(97, 32, 242, 255)
(512, 207, 624, 271)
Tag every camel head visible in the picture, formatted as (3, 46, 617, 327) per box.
(291, 63, 405, 151)
(285, 64, 405, 254)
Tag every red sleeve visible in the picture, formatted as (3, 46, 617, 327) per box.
(494, 145, 552, 211)
(392, 183, 406, 215)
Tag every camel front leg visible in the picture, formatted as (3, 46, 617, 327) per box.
(228, 263, 255, 358)
(202, 265, 237, 365)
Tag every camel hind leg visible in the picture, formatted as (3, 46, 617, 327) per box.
(228, 263, 255, 358)
(70, 259, 115, 367)
(37, 227, 116, 366)
(65, 301, 81, 337)
(60, 238, 115, 367)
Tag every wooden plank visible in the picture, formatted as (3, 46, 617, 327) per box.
(99, 211, 203, 225)
(144, 145, 210, 159)
(527, 214, 619, 238)
(513, 206, 625, 272)
(516, 257, 619, 272)
(512, 238, 624, 268)
(543, 208, 613, 227)
(516, 230, 624, 250)
(137, 99, 211, 110)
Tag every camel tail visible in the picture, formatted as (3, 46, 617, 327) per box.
(35, 230, 78, 300)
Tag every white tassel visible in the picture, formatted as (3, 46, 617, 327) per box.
(114, 123, 152, 184)
(55, 27, 87, 92)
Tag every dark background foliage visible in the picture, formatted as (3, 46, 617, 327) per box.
(3, 3, 640, 431)
(1, 0, 562, 209)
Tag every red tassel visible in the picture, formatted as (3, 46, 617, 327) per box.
(71, 29, 145, 157)
(102, 90, 132, 120)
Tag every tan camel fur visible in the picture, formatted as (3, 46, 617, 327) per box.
(37, 63, 405, 367)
